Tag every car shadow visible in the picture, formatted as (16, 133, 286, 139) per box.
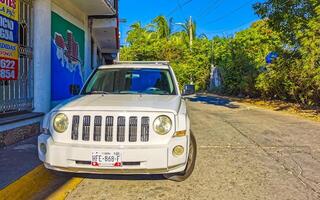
(34, 172, 166, 199)
(73, 173, 165, 181)
(186, 94, 240, 109)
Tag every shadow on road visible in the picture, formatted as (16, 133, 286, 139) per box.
(74, 173, 165, 181)
(35, 173, 166, 199)
(186, 94, 240, 109)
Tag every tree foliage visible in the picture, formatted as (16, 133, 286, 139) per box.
(120, 5, 320, 106)
(213, 20, 281, 96)
(121, 16, 210, 90)
(254, 0, 320, 105)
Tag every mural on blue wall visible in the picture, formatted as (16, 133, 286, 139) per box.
(51, 12, 85, 104)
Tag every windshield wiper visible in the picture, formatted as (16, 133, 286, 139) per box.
(87, 91, 111, 95)
(119, 91, 139, 94)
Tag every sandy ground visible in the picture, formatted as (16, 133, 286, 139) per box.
(67, 95, 320, 200)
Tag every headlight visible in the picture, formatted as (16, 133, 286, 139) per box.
(153, 115, 172, 135)
(53, 113, 69, 133)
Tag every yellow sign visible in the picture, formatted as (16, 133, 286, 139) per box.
(0, 0, 19, 80)
(0, 0, 19, 20)
(0, 40, 18, 58)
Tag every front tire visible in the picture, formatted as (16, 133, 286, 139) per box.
(163, 132, 197, 182)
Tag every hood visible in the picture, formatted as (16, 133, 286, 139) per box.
(54, 95, 181, 114)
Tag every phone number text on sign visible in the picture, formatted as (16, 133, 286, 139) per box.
(0, 57, 18, 80)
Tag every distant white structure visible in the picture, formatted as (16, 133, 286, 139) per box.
(209, 65, 222, 90)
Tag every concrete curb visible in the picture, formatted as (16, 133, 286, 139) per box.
(0, 165, 83, 200)
(46, 177, 83, 200)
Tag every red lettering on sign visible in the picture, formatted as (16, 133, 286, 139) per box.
(0, 57, 18, 80)
(0, 0, 16, 9)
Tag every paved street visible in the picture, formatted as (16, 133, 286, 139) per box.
(0, 136, 40, 189)
(67, 95, 320, 200)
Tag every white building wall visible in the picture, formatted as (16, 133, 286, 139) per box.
(0, 0, 118, 140)
(33, 0, 109, 113)
(34, 0, 91, 113)
(51, 0, 86, 26)
(84, 18, 92, 79)
(92, 40, 99, 69)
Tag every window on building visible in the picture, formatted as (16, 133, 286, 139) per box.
(0, 0, 34, 114)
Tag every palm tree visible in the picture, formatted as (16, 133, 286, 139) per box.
(176, 17, 197, 47)
(126, 22, 146, 44)
(198, 33, 208, 39)
(183, 18, 196, 40)
(152, 16, 171, 39)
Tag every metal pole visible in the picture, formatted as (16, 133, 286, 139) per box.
(189, 16, 193, 48)
(211, 39, 214, 66)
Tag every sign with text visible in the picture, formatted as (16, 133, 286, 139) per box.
(0, 57, 18, 79)
(0, 0, 19, 80)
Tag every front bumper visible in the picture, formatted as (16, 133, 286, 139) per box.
(38, 134, 188, 174)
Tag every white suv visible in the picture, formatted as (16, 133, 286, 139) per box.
(38, 61, 197, 181)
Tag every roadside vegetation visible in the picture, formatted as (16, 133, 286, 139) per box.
(120, 0, 320, 107)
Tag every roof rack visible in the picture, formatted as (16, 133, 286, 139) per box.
(114, 61, 170, 65)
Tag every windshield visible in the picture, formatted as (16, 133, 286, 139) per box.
(83, 68, 176, 95)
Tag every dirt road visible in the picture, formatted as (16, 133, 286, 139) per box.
(67, 95, 320, 200)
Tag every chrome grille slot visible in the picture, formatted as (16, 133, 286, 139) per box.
(129, 117, 138, 142)
(82, 116, 91, 141)
(141, 117, 150, 142)
(117, 116, 126, 142)
(93, 116, 102, 141)
(71, 114, 152, 143)
(71, 116, 79, 140)
(105, 116, 114, 142)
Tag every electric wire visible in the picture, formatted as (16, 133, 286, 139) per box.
(205, 20, 255, 36)
(206, 0, 256, 24)
(197, 0, 225, 18)
(167, 0, 193, 17)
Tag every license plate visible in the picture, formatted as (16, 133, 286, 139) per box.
(91, 151, 122, 167)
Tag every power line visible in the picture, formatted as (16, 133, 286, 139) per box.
(196, 0, 220, 17)
(206, 0, 293, 24)
(205, 20, 255, 34)
(167, 0, 193, 17)
(176, 0, 183, 11)
(174, 0, 184, 22)
(198, 0, 224, 18)
(207, 0, 256, 24)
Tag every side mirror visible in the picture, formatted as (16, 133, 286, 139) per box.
(182, 84, 195, 96)
(69, 84, 81, 96)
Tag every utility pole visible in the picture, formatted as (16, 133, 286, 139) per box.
(209, 39, 215, 90)
(189, 16, 193, 48)
(211, 39, 214, 66)
(175, 17, 193, 49)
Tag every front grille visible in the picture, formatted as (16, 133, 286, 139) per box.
(129, 117, 138, 142)
(117, 117, 126, 142)
(93, 116, 102, 141)
(105, 116, 114, 142)
(141, 117, 150, 142)
(71, 116, 80, 140)
(82, 116, 91, 141)
(71, 115, 150, 143)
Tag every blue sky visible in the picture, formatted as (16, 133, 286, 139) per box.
(119, 0, 263, 45)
